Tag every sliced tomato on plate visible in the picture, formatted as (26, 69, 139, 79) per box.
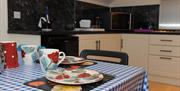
(55, 75, 63, 80)
(77, 73, 91, 78)
(63, 74, 70, 79)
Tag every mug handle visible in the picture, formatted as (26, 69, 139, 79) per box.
(57, 52, 66, 65)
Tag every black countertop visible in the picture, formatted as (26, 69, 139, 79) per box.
(40, 30, 126, 35)
(8, 29, 180, 35)
(41, 30, 180, 35)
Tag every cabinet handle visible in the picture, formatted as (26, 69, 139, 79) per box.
(160, 57, 172, 60)
(160, 39, 173, 42)
(96, 41, 98, 50)
(121, 39, 123, 49)
(160, 50, 172, 52)
(129, 14, 132, 30)
(98, 40, 100, 50)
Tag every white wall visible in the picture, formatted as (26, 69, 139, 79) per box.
(109, 0, 160, 7)
(78, 0, 110, 6)
(0, 0, 41, 45)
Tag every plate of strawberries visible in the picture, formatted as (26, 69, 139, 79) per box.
(45, 67, 104, 85)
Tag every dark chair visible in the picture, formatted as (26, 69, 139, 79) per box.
(80, 49, 128, 65)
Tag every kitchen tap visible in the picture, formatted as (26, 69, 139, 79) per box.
(38, 17, 47, 28)
(38, 6, 52, 31)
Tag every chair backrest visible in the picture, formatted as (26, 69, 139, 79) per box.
(80, 49, 128, 65)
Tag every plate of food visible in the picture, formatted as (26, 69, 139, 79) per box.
(45, 68, 104, 85)
(61, 56, 86, 65)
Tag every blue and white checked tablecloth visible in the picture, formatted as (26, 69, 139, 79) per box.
(0, 61, 148, 91)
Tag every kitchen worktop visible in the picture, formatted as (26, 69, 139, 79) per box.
(41, 29, 180, 35)
(8, 29, 180, 35)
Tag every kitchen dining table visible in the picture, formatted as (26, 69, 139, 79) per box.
(0, 61, 148, 91)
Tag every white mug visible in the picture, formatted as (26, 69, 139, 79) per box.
(39, 49, 65, 73)
(21, 45, 39, 65)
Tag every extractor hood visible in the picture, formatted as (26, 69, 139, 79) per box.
(159, 0, 180, 30)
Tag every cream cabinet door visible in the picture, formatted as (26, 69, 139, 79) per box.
(99, 34, 121, 52)
(149, 55, 180, 79)
(76, 34, 99, 55)
(100, 38, 121, 52)
(121, 34, 149, 71)
(76, 34, 121, 58)
(78, 39, 97, 55)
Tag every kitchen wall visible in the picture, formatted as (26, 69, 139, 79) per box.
(109, 0, 160, 7)
(76, 1, 110, 30)
(0, 0, 161, 45)
(8, 0, 40, 32)
(8, 0, 74, 32)
(111, 5, 159, 30)
(0, 0, 40, 45)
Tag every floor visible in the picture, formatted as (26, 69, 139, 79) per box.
(149, 81, 180, 91)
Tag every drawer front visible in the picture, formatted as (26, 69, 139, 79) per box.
(149, 46, 180, 57)
(149, 55, 180, 78)
(149, 35, 180, 46)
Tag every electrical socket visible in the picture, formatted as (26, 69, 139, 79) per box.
(13, 11, 21, 19)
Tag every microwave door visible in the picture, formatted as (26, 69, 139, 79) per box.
(111, 12, 131, 30)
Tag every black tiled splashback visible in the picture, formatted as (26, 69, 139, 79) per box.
(8, 0, 74, 31)
(47, 0, 74, 31)
(75, 1, 110, 30)
(8, 0, 159, 33)
(8, 0, 39, 31)
(111, 5, 159, 30)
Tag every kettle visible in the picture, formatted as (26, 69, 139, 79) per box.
(0, 44, 5, 74)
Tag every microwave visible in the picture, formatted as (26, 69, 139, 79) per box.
(111, 12, 132, 30)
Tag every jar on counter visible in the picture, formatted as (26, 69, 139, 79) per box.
(95, 16, 101, 28)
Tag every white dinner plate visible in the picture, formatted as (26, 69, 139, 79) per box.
(45, 68, 104, 85)
(60, 56, 86, 65)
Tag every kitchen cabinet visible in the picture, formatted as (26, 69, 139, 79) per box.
(75, 34, 121, 62)
(78, 38, 97, 52)
(76, 34, 121, 54)
(149, 56, 180, 78)
(98, 35, 121, 51)
(149, 35, 180, 86)
(121, 34, 149, 71)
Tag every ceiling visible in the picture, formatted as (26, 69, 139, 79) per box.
(98, 0, 113, 4)
(78, 0, 113, 6)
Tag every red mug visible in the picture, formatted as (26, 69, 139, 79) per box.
(0, 44, 5, 72)
(0, 41, 19, 68)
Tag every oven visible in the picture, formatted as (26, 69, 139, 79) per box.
(41, 35, 79, 56)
